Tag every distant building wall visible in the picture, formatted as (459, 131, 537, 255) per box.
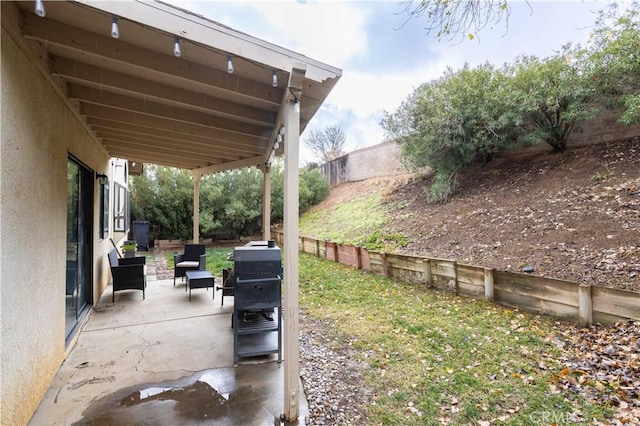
(320, 113, 640, 186)
(567, 109, 640, 147)
(320, 141, 408, 185)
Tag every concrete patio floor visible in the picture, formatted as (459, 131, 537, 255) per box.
(29, 256, 308, 425)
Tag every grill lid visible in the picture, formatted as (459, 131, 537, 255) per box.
(233, 245, 282, 275)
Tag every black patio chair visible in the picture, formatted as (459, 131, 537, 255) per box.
(108, 249, 146, 302)
(173, 243, 206, 286)
(216, 267, 234, 306)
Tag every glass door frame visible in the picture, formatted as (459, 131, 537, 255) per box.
(65, 155, 94, 346)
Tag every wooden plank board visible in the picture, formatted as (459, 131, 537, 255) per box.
(458, 280, 484, 299)
(318, 240, 327, 258)
(457, 263, 485, 286)
(386, 253, 426, 273)
(494, 271, 579, 307)
(496, 289, 579, 320)
(593, 311, 634, 325)
(431, 259, 457, 279)
(592, 286, 640, 320)
(367, 251, 384, 274)
(337, 244, 359, 268)
(302, 237, 317, 254)
(360, 248, 371, 271)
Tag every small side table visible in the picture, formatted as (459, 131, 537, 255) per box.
(185, 270, 215, 301)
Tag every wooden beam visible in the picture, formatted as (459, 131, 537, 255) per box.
(100, 135, 243, 163)
(93, 126, 248, 160)
(192, 156, 264, 175)
(87, 118, 262, 155)
(82, 105, 268, 149)
(101, 141, 219, 168)
(101, 149, 208, 169)
(69, 84, 271, 137)
(23, 15, 283, 107)
(51, 58, 277, 127)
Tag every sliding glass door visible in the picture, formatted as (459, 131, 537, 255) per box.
(66, 158, 93, 343)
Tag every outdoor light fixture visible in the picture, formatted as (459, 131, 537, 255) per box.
(173, 36, 181, 57)
(111, 16, 120, 39)
(34, 0, 46, 17)
(272, 70, 278, 87)
(227, 55, 234, 74)
(96, 173, 108, 185)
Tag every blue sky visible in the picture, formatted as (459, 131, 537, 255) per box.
(172, 1, 610, 163)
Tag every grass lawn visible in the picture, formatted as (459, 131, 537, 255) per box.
(164, 247, 234, 275)
(163, 247, 609, 423)
(299, 254, 609, 425)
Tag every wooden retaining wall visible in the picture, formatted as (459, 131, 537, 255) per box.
(275, 231, 639, 325)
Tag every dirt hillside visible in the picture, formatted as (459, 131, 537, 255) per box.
(314, 138, 640, 293)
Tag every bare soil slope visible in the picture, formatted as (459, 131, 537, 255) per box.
(318, 138, 640, 293)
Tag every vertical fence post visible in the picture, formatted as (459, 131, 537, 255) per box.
(484, 268, 494, 301)
(380, 252, 390, 277)
(315, 239, 320, 257)
(453, 261, 459, 295)
(355, 246, 362, 270)
(423, 259, 433, 287)
(579, 284, 593, 326)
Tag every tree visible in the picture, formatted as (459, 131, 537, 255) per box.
(131, 160, 330, 240)
(304, 125, 346, 163)
(382, 63, 525, 201)
(396, 0, 518, 41)
(587, 2, 640, 125)
(507, 48, 600, 152)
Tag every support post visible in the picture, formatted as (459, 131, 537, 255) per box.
(282, 82, 302, 422)
(262, 164, 271, 241)
(484, 268, 494, 301)
(191, 171, 201, 243)
(578, 284, 593, 326)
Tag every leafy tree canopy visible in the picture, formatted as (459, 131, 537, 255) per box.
(130, 162, 329, 240)
(382, 2, 639, 202)
(587, 2, 640, 125)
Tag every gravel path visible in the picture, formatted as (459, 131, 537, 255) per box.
(299, 311, 371, 425)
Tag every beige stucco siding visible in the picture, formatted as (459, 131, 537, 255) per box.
(1, 22, 111, 425)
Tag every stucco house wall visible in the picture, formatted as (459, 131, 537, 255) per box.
(1, 12, 113, 424)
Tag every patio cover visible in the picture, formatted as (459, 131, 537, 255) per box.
(4, 0, 341, 421)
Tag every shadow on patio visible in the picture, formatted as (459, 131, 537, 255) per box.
(29, 253, 307, 425)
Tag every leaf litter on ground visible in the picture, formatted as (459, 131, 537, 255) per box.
(552, 320, 640, 425)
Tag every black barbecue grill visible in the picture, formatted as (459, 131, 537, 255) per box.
(231, 242, 282, 365)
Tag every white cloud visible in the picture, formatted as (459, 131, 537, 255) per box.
(170, 1, 609, 165)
